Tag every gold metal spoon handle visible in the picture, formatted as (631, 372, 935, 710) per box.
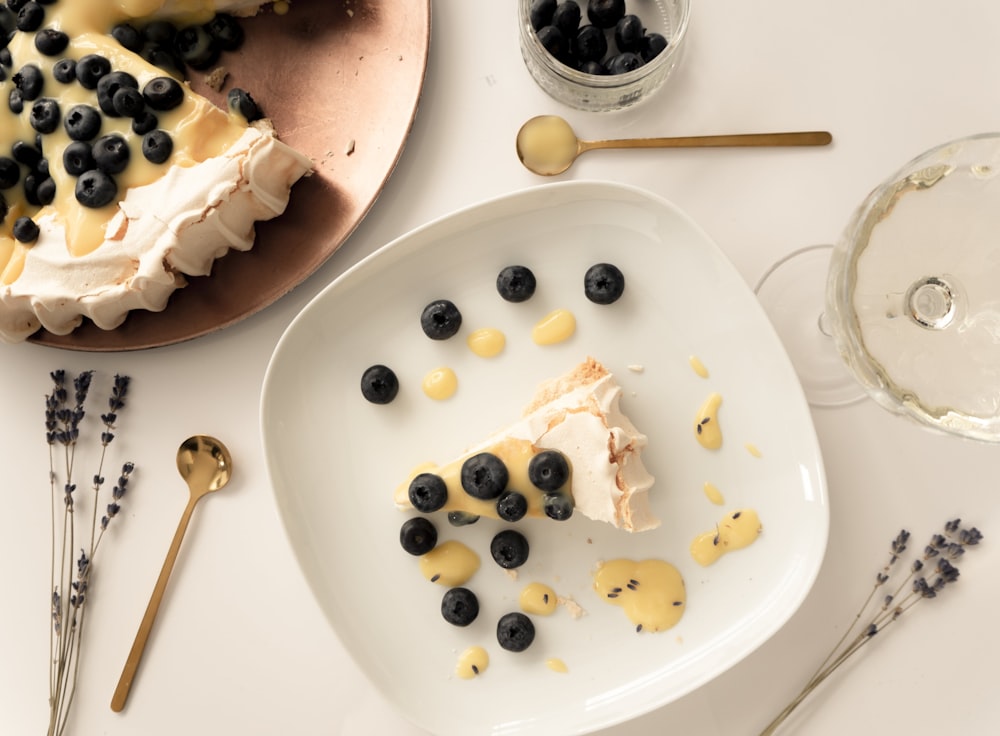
(110, 495, 199, 712)
(579, 131, 833, 153)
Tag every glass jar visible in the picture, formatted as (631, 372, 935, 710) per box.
(518, 0, 690, 112)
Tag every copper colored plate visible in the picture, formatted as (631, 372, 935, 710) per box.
(30, 0, 430, 351)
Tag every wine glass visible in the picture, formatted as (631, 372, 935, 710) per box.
(756, 132, 1000, 441)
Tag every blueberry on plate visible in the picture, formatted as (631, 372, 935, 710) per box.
(34, 28, 69, 56)
(496, 490, 528, 522)
(92, 134, 130, 175)
(142, 76, 184, 111)
(497, 612, 535, 652)
(584, 262, 625, 304)
(460, 452, 509, 500)
(399, 516, 437, 556)
(29, 97, 59, 134)
(173, 24, 219, 70)
(543, 492, 574, 521)
(113, 87, 146, 118)
(490, 529, 530, 569)
(63, 141, 96, 176)
(111, 23, 144, 52)
(360, 364, 399, 404)
(205, 13, 245, 51)
(52, 58, 76, 84)
(420, 299, 462, 340)
(408, 472, 448, 513)
(441, 587, 479, 627)
(13, 63, 43, 100)
(0, 156, 18, 188)
(226, 88, 263, 122)
(496, 265, 536, 302)
(528, 450, 569, 491)
(74, 169, 118, 208)
(97, 70, 139, 116)
(131, 110, 158, 136)
(75, 54, 111, 90)
(586, 0, 625, 29)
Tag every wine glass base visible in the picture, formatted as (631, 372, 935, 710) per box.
(755, 245, 865, 408)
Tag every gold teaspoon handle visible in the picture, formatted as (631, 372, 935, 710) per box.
(110, 495, 199, 712)
(580, 131, 833, 153)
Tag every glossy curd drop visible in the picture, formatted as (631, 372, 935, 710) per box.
(593, 558, 686, 633)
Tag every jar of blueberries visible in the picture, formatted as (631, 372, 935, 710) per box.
(519, 0, 689, 112)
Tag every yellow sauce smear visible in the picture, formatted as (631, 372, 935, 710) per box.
(689, 355, 709, 378)
(546, 658, 569, 673)
(703, 481, 724, 505)
(532, 308, 576, 345)
(422, 367, 458, 400)
(520, 582, 558, 616)
(419, 540, 480, 587)
(593, 559, 686, 633)
(456, 646, 489, 680)
(690, 509, 763, 566)
(745, 443, 763, 458)
(694, 392, 723, 449)
(467, 327, 506, 358)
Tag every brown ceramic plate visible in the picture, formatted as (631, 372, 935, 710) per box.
(30, 0, 431, 351)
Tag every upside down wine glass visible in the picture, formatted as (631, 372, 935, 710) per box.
(756, 132, 1000, 441)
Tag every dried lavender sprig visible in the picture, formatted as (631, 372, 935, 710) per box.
(758, 519, 982, 736)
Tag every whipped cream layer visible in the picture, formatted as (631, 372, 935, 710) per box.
(0, 0, 311, 342)
(396, 358, 659, 532)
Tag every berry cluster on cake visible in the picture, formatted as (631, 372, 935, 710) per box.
(0, 0, 310, 342)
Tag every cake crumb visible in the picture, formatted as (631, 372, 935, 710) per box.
(203, 66, 228, 91)
(344, 139, 356, 156)
(557, 595, 586, 619)
(627, 364, 644, 373)
(503, 568, 519, 582)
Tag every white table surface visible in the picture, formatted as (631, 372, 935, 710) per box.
(4, 1, 999, 734)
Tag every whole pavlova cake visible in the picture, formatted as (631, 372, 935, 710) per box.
(0, 0, 310, 342)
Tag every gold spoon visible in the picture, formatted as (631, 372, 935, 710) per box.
(110, 435, 233, 713)
(516, 114, 833, 176)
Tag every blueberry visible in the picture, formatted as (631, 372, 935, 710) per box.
(62, 141, 95, 176)
(63, 104, 102, 141)
(0, 6, 13, 35)
(553, 0, 582, 37)
(497, 612, 535, 652)
(496, 265, 536, 302)
(226, 87, 263, 122)
(141, 130, 173, 164)
(447, 510, 480, 527)
(22, 171, 41, 205)
(29, 97, 59, 134)
(360, 363, 399, 404)
(614, 14, 644, 52)
(111, 23, 144, 52)
(0, 157, 18, 189)
(92, 134, 130, 175)
(584, 262, 626, 303)
(12, 215, 38, 243)
(528, 450, 570, 491)
(8, 88, 22, 114)
(574, 24, 607, 63)
(399, 516, 437, 556)
(174, 25, 218, 70)
(97, 70, 139, 116)
(15, 2, 43, 32)
(441, 587, 479, 627)
(0, 48, 10, 67)
(420, 299, 462, 340)
(535, 25, 566, 59)
(496, 490, 528, 522)
(205, 13, 244, 51)
(586, 0, 625, 29)
(529, 0, 557, 31)
(142, 76, 184, 111)
(140, 42, 185, 78)
(35, 175, 54, 205)
(12, 139, 42, 168)
(142, 20, 177, 46)
(52, 58, 76, 83)
(131, 110, 158, 135)
(74, 169, 118, 208)
(543, 492, 574, 521)
(13, 64, 43, 100)
(0, 194, 6, 223)
(75, 55, 111, 90)
(640, 32, 668, 62)
(606, 52, 643, 74)
(460, 452, 509, 500)
(112, 87, 145, 118)
(579, 60, 607, 75)
(490, 529, 530, 569)
(34, 28, 68, 56)
(408, 472, 448, 513)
